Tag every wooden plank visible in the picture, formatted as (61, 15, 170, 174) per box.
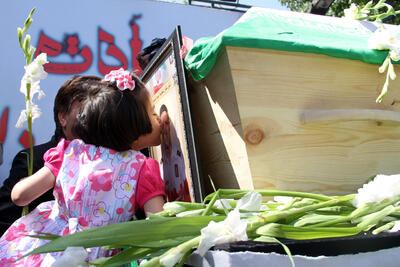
(188, 48, 254, 194)
(225, 46, 400, 195)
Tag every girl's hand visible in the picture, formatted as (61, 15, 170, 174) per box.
(11, 166, 55, 206)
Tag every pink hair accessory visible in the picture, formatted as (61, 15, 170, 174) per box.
(103, 68, 135, 91)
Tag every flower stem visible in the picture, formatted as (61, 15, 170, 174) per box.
(313, 195, 400, 228)
(22, 82, 33, 217)
(202, 190, 220, 216)
(141, 236, 201, 267)
(363, 10, 400, 21)
(204, 189, 332, 203)
(247, 195, 354, 232)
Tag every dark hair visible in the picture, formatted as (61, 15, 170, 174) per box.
(53, 75, 101, 139)
(73, 72, 152, 151)
(159, 104, 168, 115)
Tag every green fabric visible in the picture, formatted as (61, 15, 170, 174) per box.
(184, 7, 389, 81)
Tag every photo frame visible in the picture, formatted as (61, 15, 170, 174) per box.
(140, 26, 204, 203)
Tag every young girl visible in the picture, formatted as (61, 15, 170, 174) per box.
(0, 69, 166, 266)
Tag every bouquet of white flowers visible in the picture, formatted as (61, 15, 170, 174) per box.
(17, 174, 400, 267)
(343, 0, 400, 102)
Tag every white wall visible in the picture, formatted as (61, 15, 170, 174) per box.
(0, 0, 242, 183)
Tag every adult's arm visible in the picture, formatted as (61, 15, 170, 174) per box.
(0, 137, 58, 235)
(0, 150, 30, 234)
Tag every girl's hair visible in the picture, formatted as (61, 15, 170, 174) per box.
(54, 75, 102, 139)
(73, 72, 152, 151)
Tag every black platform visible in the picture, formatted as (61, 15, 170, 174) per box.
(212, 231, 400, 257)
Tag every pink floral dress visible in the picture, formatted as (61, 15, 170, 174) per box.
(0, 139, 165, 266)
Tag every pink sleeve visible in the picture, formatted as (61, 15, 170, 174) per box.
(136, 157, 166, 209)
(43, 138, 70, 178)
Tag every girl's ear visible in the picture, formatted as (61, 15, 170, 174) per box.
(58, 112, 67, 128)
(131, 139, 142, 151)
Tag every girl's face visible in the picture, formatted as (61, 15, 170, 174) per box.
(160, 110, 172, 159)
(131, 93, 162, 150)
(58, 100, 81, 140)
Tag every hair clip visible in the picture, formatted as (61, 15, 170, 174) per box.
(103, 68, 135, 91)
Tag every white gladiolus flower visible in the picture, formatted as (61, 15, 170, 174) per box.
(35, 52, 48, 65)
(160, 249, 184, 267)
(368, 27, 400, 61)
(352, 174, 400, 208)
(15, 109, 27, 128)
(163, 202, 186, 216)
(20, 79, 45, 100)
(195, 209, 248, 257)
(274, 196, 293, 204)
(30, 102, 42, 121)
(274, 196, 293, 210)
(23, 53, 48, 84)
(389, 221, 400, 232)
(343, 3, 369, 20)
(16, 102, 42, 128)
(51, 246, 89, 267)
(16, 52, 47, 128)
(214, 199, 232, 209)
(236, 191, 261, 211)
(390, 49, 400, 62)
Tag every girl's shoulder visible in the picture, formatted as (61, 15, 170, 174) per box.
(68, 139, 147, 162)
(139, 157, 161, 177)
(44, 138, 71, 160)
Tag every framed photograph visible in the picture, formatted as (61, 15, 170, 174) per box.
(140, 26, 204, 203)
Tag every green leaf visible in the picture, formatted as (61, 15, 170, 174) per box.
(131, 236, 197, 248)
(254, 236, 294, 267)
(28, 232, 60, 241)
(93, 247, 158, 267)
(256, 223, 361, 240)
(23, 216, 224, 259)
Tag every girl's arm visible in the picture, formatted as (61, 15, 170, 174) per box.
(11, 166, 56, 206)
(136, 158, 167, 216)
(143, 195, 165, 215)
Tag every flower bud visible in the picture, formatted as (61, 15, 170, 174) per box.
(379, 57, 390, 73)
(24, 18, 32, 30)
(389, 63, 396, 80)
(23, 34, 31, 53)
(17, 27, 23, 45)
